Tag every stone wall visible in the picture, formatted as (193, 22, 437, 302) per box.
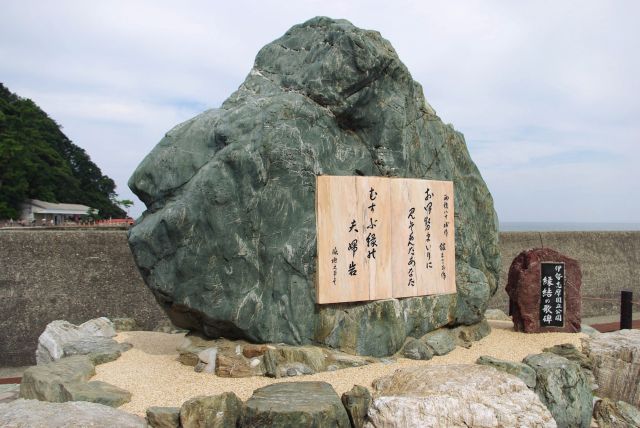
(0, 229, 168, 366)
(490, 231, 640, 318)
(1, 229, 638, 366)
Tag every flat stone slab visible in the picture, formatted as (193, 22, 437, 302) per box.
(367, 364, 556, 428)
(242, 382, 351, 427)
(62, 336, 130, 365)
(63, 380, 131, 408)
(19, 355, 131, 407)
(20, 355, 95, 402)
(0, 399, 146, 427)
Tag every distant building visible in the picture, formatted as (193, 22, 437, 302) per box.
(20, 199, 96, 225)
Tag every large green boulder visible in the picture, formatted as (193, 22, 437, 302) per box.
(128, 16, 500, 356)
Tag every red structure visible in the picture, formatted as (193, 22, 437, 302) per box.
(506, 247, 582, 333)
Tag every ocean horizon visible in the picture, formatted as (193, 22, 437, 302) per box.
(499, 222, 640, 232)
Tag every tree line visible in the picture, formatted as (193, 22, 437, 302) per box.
(0, 83, 126, 219)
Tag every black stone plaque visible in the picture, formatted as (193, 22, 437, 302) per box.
(540, 262, 564, 327)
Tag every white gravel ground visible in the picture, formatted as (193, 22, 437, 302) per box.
(93, 320, 585, 416)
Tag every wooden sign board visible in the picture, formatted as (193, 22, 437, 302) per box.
(316, 176, 456, 304)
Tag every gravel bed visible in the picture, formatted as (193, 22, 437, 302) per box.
(93, 321, 585, 416)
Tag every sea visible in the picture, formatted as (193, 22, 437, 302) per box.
(499, 222, 640, 232)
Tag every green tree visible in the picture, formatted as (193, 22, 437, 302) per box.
(112, 196, 134, 216)
(0, 83, 125, 219)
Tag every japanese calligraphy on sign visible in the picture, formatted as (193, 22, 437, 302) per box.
(540, 262, 565, 327)
(316, 176, 456, 304)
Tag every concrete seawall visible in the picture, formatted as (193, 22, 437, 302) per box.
(1, 229, 638, 367)
(0, 229, 167, 367)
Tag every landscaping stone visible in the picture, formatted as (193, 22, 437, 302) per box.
(341, 385, 371, 428)
(543, 343, 592, 370)
(367, 364, 555, 427)
(180, 392, 243, 428)
(36, 318, 116, 364)
(593, 398, 640, 428)
(523, 352, 592, 428)
(326, 351, 374, 368)
(0, 399, 146, 427)
(543, 343, 597, 390)
(263, 346, 326, 378)
(62, 381, 131, 407)
(62, 336, 131, 365)
(19, 355, 130, 407)
(506, 248, 581, 333)
(242, 382, 351, 427)
(216, 354, 262, 377)
(476, 355, 537, 388)
(422, 328, 457, 356)
(128, 16, 501, 356)
(78, 317, 117, 338)
(146, 406, 180, 428)
(242, 344, 271, 358)
(20, 355, 95, 402)
(402, 338, 433, 360)
(197, 347, 217, 373)
(452, 319, 492, 346)
(582, 329, 640, 407)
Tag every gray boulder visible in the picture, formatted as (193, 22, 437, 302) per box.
(128, 16, 500, 356)
(422, 328, 457, 356)
(367, 364, 555, 427)
(36, 318, 116, 364)
(542, 343, 592, 370)
(523, 353, 592, 428)
(242, 382, 351, 427)
(593, 398, 640, 428)
(0, 399, 146, 428)
(147, 406, 180, 428)
(452, 319, 492, 346)
(476, 355, 536, 388)
(180, 393, 243, 427)
(263, 346, 326, 378)
(582, 329, 640, 406)
(19, 355, 130, 407)
(341, 385, 371, 428)
(62, 336, 131, 365)
(20, 355, 95, 402)
(401, 338, 434, 360)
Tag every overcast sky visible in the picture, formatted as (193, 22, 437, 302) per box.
(2, 1, 638, 223)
